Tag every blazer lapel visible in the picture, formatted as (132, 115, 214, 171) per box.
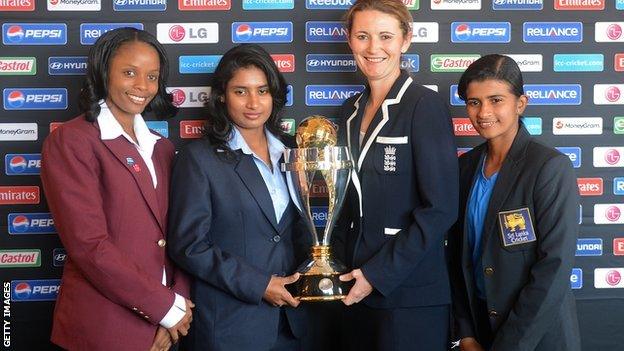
(345, 94, 365, 218)
(152, 141, 169, 231)
(102, 137, 164, 233)
(234, 153, 279, 232)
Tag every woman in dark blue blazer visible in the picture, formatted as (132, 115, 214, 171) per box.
(448, 54, 581, 351)
(335, 1, 459, 350)
(168, 44, 308, 351)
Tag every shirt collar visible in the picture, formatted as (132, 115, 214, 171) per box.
(97, 101, 160, 146)
(227, 126, 286, 165)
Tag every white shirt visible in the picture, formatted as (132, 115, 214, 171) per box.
(97, 102, 186, 328)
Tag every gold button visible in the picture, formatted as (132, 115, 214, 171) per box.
(144, 315, 149, 319)
(484, 267, 494, 276)
(489, 310, 499, 318)
(132, 307, 137, 311)
(157, 239, 166, 247)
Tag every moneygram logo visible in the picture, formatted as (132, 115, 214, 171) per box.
(411, 22, 438, 43)
(305, 85, 365, 106)
(555, 147, 581, 168)
(5, 154, 40, 175)
(48, 0, 100, 11)
(11, 279, 61, 301)
(594, 268, 624, 288)
(0, 57, 36, 75)
(167, 87, 211, 108)
(523, 84, 581, 105)
(179, 55, 222, 74)
(553, 54, 603, 72)
(232, 22, 292, 43)
(179, 0, 230, 10)
(555, 0, 604, 10)
(0, 249, 41, 268)
(451, 22, 510, 43)
(113, 0, 167, 11)
(492, 0, 542, 10)
(593, 84, 624, 105)
(506, 54, 543, 72)
(552, 117, 602, 135)
(0, 0, 34, 11)
(0, 186, 39, 205)
(48, 56, 87, 75)
(0, 123, 37, 141)
(80, 23, 143, 45)
(244, 0, 294, 9)
(306, 54, 357, 72)
(271, 54, 295, 73)
(306, 22, 347, 42)
(3, 88, 67, 110)
(523, 22, 583, 43)
(430, 54, 480, 72)
(452, 118, 478, 136)
(158, 23, 219, 44)
(577, 178, 603, 196)
(2, 23, 66, 45)
(576, 238, 603, 256)
(179, 120, 205, 139)
(431, 0, 481, 10)
(595, 22, 624, 42)
(594, 204, 624, 224)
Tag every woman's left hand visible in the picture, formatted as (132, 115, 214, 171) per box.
(340, 269, 373, 305)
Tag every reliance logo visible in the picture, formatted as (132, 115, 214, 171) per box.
(523, 22, 583, 43)
(595, 22, 624, 42)
(594, 84, 624, 105)
(305, 85, 365, 106)
(305, 22, 347, 42)
(555, 0, 604, 10)
(157, 23, 219, 44)
(80, 23, 143, 45)
(232, 22, 292, 43)
(451, 22, 510, 43)
(492, 0, 542, 10)
(523, 84, 581, 105)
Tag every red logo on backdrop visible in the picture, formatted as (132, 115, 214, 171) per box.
(271, 54, 295, 73)
(180, 120, 205, 139)
(606, 270, 622, 286)
(50, 122, 64, 133)
(310, 180, 328, 198)
(615, 54, 624, 72)
(607, 24, 623, 40)
(555, 120, 564, 129)
(613, 238, 624, 256)
(49, 0, 59, 5)
(0, 0, 34, 11)
(554, 0, 604, 10)
(170, 89, 186, 106)
(605, 86, 621, 102)
(169, 25, 186, 42)
(452, 118, 478, 136)
(178, 0, 231, 10)
(606, 206, 622, 222)
(577, 178, 603, 196)
(605, 149, 621, 165)
(0, 186, 40, 205)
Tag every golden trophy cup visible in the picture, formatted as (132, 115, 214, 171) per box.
(281, 116, 354, 301)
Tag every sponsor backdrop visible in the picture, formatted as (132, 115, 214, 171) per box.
(0, 0, 623, 350)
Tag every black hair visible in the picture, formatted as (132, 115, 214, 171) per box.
(204, 44, 288, 154)
(79, 27, 177, 121)
(457, 54, 524, 101)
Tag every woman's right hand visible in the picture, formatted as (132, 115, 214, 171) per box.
(263, 273, 300, 308)
(460, 337, 485, 351)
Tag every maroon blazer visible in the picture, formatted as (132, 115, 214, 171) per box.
(41, 115, 190, 351)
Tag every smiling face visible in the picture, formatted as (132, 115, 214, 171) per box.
(224, 66, 273, 135)
(348, 9, 411, 84)
(105, 40, 160, 122)
(465, 79, 528, 145)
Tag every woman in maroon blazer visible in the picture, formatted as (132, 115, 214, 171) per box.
(41, 28, 192, 351)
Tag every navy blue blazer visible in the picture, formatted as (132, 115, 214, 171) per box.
(168, 137, 309, 351)
(448, 126, 581, 351)
(335, 71, 459, 308)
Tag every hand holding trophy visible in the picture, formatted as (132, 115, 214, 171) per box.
(281, 116, 355, 301)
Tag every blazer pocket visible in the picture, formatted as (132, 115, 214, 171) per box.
(375, 136, 408, 144)
(373, 137, 409, 175)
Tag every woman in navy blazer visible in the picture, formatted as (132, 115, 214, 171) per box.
(448, 54, 581, 351)
(335, 1, 459, 350)
(168, 44, 308, 351)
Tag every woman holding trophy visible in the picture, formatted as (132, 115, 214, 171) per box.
(167, 44, 308, 351)
(335, 0, 459, 350)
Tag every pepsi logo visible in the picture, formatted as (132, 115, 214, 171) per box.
(6, 25, 24, 43)
(11, 215, 30, 232)
(605, 86, 621, 102)
(235, 24, 252, 41)
(169, 25, 185, 42)
(14, 282, 32, 299)
(454, 24, 471, 40)
(7, 90, 25, 108)
(170, 89, 186, 106)
(605, 149, 621, 165)
(607, 24, 623, 40)
(606, 269, 622, 286)
(9, 156, 27, 173)
(606, 205, 622, 222)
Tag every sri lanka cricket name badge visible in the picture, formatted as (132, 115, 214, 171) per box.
(498, 207, 537, 247)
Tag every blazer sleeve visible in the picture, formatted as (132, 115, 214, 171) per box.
(40, 127, 175, 324)
(167, 145, 271, 305)
(360, 92, 460, 296)
(491, 154, 579, 350)
(448, 218, 477, 340)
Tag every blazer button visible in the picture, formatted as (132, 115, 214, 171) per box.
(272, 235, 281, 243)
(157, 239, 166, 248)
(484, 267, 494, 276)
(488, 310, 499, 318)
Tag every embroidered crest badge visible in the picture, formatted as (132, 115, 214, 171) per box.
(383, 145, 396, 172)
(498, 207, 537, 247)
